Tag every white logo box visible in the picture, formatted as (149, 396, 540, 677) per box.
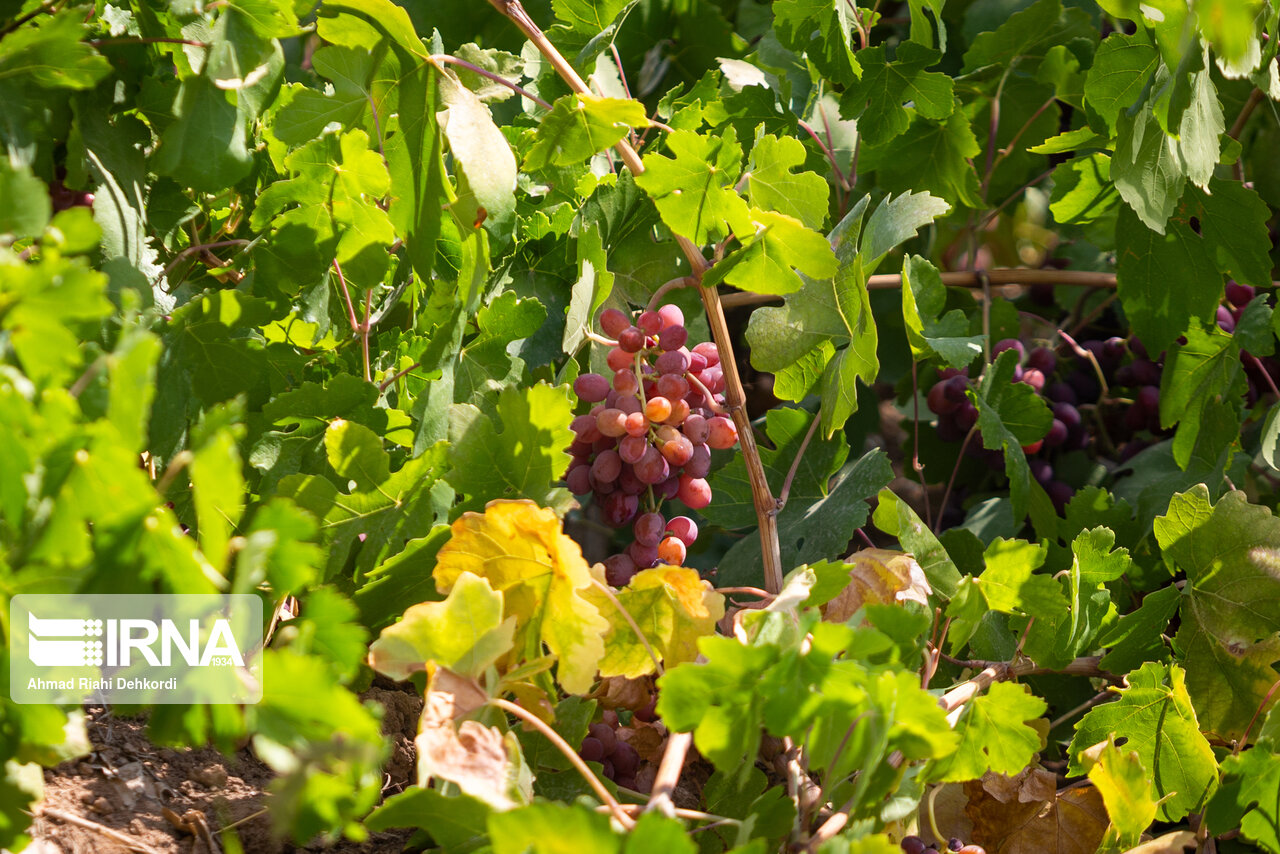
(10, 594, 263, 704)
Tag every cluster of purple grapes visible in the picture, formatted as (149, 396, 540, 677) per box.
(901, 836, 984, 854)
(49, 179, 94, 211)
(566, 305, 739, 585)
(579, 704, 655, 792)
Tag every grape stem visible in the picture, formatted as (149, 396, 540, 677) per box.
(645, 275, 697, 312)
(685, 373, 729, 416)
(934, 426, 977, 533)
(583, 330, 617, 347)
(645, 730, 692, 817)
(489, 697, 634, 829)
(487, 0, 785, 594)
(937, 655, 1119, 723)
(774, 408, 822, 514)
(910, 361, 933, 528)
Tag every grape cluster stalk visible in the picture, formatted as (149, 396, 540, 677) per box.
(566, 305, 739, 585)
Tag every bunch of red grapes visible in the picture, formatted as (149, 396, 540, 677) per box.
(901, 835, 985, 854)
(577, 704, 655, 792)
(566, 304, 739, 585)
(924, 282, 1280, 520)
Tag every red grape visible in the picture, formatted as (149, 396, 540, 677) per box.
(1026, 346, 1057, 374)
(607, 348, 634, 371)
(592, 449, 622, 483)
(628, 541, 659, 568)
(692, 342, 719, 367)
(677, 475, 712, 509)
(994, 338, 1025, 361)
(634, 447, 670, 484)
(596, 409, 628, 438)
(646, 397, 673, 423)
(706, 416, 737, 449)
(1020, 368, 1045, 392)
(685, 443, 711, 478)
(574, 373, 610, 402)
(580, 736, 605, 762)
(566, 465, 592, 494)
(656, 373, 689, 399)
(624, 412, 648, 437)
(661, 435, 694, 466)
(655, 349, 689, 375)
(683, 413, 709, 444)
(588, 723, 617, 755)
(666, 516, 698, 546)
(657, 304, 684, 329)
(663, 399, 690, 426)
(1044, 419, 1068, 447)
(611, 741, 639, 776)
(618, 327, 645, 353)
(928, 382, 959, 415)
(657, 536, 687, 565)
(620, 435, 649, 464)
(602, 491, 639, 526)
(600, 308, 630, 337)
(1226, 281, 1255, 307)
(658, 325, 688, 350)
(637, 310, 663, 335)
(634, 512, 666, 547)
(613, 369, 639, 394)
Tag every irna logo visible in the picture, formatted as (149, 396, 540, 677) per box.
(27, 613, 246, 668)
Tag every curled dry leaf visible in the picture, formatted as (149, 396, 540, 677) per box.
(823, 548, 931, 623)
(415, 668, 517, 810)
(977, 767, 1058, 804)
(589, 675, 653, 711)
(963, 776, 1108, 854)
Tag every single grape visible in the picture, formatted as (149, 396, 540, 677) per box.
(943, 375, 970, 402)
(588, 722, 617, 754)
(602, 491, 639, 526)
(655, 424, 680, 445)
(628, 540, 659, 568)
(601, 759, 615, 779)
(692, 341, 720, 367)
(1102, 336, 1127, 363)
(607, 348, 634, 372)
(620, 435, 649, 464)
(616, 394, 642, 416)
(571, 414, 602, 441)
(574, 373, 611, 403)
(1029, 458, 1053, 486)
(604, 553, 637, 586)
(657, 536, 687, 565)
(955, 401, 979, 431)
(566, 465, 592, 494)
(657, 475, 681, 501)
(683, 444, 709, 478)
(900, 837, 927, 854)
(600, 308, 631, 338)
(580, 736, 605, 762)
(597, 409, 628, 438)
(664, 399, 690, 426)
(1129, 337, 1148, 359)
(1046, 480, 1074, 512)
(613, 369, 639, 395)
(1020, 368, 1046, 392)
(634, 446, 671, 484)
(1116, 359, 1160, 387)
(657, 304, 684, 329)
(637, 310, 663, 335)
(661, 435, 694, 466)
(618, 465, 645, 495)
(684, 413, 709, 444)
(618, 327, 645, 353)
(655, 349, 690, 375)
(701, 366, 725, 394)
(633, 698, 657, 722)
(1217, 305, 1236, 333)
(1044, 419, 1068, 447)
(1067, 369, 1101, 402)
(948, 839, 963, 852)
(1012, 364, 1024, 382)
(956, 847, 986, 854)
(677, 475, 712, 509)
(1046, 381, 1078, 406)
(706, 416, 738, 449)
(1026, 346, 1057, 374)
(666, 516, 698, 546)
(1052, 402, 1081, 429)
(611, 742, 639, 777)
(646, 396, 673, 423)
(927, 382, 959, 415)
(624, 412, 648, 437)
(1226, 281, 1256, 307)
(591, 449, 622, 482)
(658, 325, 688, 351)
(656, 373, 689, 399)
(994, 338, 1026, 361)
(634, 512, 666, 547)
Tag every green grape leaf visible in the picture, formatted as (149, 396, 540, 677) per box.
(1157, 326, 1244, 469)
(961, 0, 1095, 73)
(1207, 746, 1280, 851)
(900, 255, 984, 368)
(975, 538, 1065, 618)
(1115, 203, 1221, 354)
(858, 111, 982, 208)
(635, 127, 752, 245)
(1083, 32, 1158, 134)
(446, 382, 575, 512)
(1155, 487, 1280, 740)
(744, 133, 831, 230)
(274, 46, 375, 144)
(1177, 178, 1275, 288)
(923, 682, 1047, 782)
(771, 0, 862, 85)
(872, 488, 963, 599)
(971, 350, 1054, 523)
(1111, 96, 1187, 233)
(368, 572, 516, 680)
(366, 788, 491, 847)
(0, 11, 110, 89)
(1049, 154, 1118, 225)
(190, 423, 245, 572)
(839, 41, 954, 147)
(1068, 662, 1218, 821)
(550, 0, 628, 36)
(440, 70, 517, 235)
(489, 801, 619, 854)
(0, 161, 50, 238)
(705, 208, 839, 295)
(524, 94, 648, 171)
(1022, 528, 1125, 669)
(451, 44, 523, 102)
(1098, 584, 1180, 673)
(455, 291, 546, 411)
(324, 419, 391, 492)
(562, 223, 613, 354)
(152, 75, 254, 193)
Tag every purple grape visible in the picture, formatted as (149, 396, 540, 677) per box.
(604, 553, 637, 586)
(901, 836, 928, 854)
(1046, 382, 1078, 405)
(618, 465, 645, 495)
(1029, 458, 1053, 485)
(928, 382, 959, 415)
(1226, 281, 1255, 307)
(580, 736, 605, 762)
(1046, 480, 1074, 512)
(1067, 370, 1101, 402)
(628, 541, 659, 568)
(655, 349, 690, 375)
(634, 446, 670, 484)
(1136, 385, 1160, 413)
(591, 449, 622, 483)
(1217, 305, 1236, 333)
(666, 516, 698, 547)
(956, 401, 979, 431)
(994, 339, 1026, 361)
(566, 464, 592, 494)
(1052, 402, 1081, 429)
(611, 742, 639, 777)
(618, 327, 645, 353)
(634, 512, 665, 547)
(684, 413, 709, 444)
(943, 375, 970, 402)
(588, 723, 618, 755)
(602, 492, 639, 526)
(574, 373, 611, 402)
(1116, 359, 1161, 387)
(658, 325, 688, 351)
(1026, 347, 1057, 374)
(1102, 337, 1127, 363)
(936, 416, 966, 442)
(1044, 419, 1068, 447)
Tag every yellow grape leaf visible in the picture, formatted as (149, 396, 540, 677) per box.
(368, 572, 516, 680)
(1080, 735, 1159, 845)
(434, 500, 608, 694)
(589, 565, 726, 678)
(824, 548, 932, 623)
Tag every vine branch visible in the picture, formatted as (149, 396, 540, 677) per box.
(486, 0, 784, 593)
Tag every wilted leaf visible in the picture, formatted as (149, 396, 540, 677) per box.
(416, 671, 519, 809)
(590, 566, 724, 678)
(964, 777, 1108, 854)
(434, 500, 609, 693)
(823, 548, 931, 623)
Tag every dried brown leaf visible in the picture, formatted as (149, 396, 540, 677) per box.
(965, 778, 1108, 854)
(824, 548, 931, 622)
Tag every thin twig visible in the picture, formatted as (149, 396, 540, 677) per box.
(645, 730, 692, 816)
(0, 0, 61, 36)
(646, 275, 697, 311)
(934, 427, 977, 531)
(976, 165, 1056, 230)
(910, 361, 932, 528)
(797, 118, 851, 191)
(713, 586, 772, 598)
(1048, 689, 1112, 731)
(1236, 677, 1280, 754)
(156, 239, 250, 286)
(490, 697, 634, 828)
(1229, 87, 1265, 182)
(361, 287, 373, 383)
(332, 259, 360, 332)
(775, 409, 821, 513)
(378, 359, 424, 393)
(429, 54, 553, 109)
(39, 808, 163, 854)
(585, 330, 618, 347)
